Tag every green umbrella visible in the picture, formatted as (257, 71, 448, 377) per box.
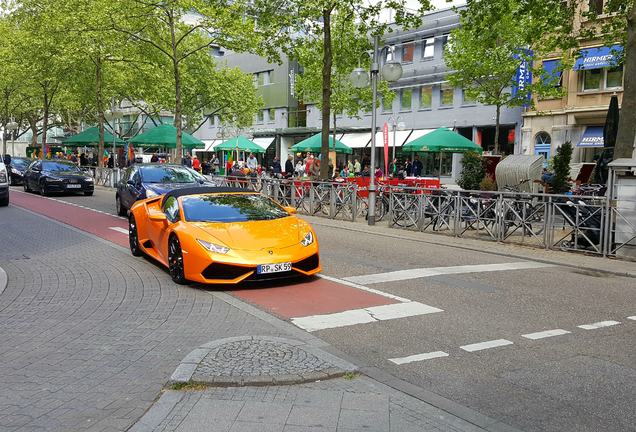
(403, 128, 483, 153)
(129, 124, 204, 149)
(61, 126, 126, 147)
(291, 133, 352, 155)
(215, 135, 265, 153)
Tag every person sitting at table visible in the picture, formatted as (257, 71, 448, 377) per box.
(374, 166, 383, 178)
(361, 165, 370, 177)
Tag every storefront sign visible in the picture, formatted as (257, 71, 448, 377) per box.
(574, 45, 623, 70)
(383, 122, 389, 175)
(289, 69, 296, 97)
(577, 126, 604, 148)
(512, 49, 533, 106)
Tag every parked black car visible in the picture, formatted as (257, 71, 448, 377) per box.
(115, 164, 212, 216)
(7, 157, 32, 185)
(23, 160, 94, 196)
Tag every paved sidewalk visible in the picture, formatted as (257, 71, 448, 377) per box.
(303, 215, 636, 278)
(131, 375, 502, 432)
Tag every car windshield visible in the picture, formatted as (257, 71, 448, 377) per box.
(11, 158, 30, 169)
(140, 166, 196, 184)
(43, 162, 80, 172)
(182, 194, 289, 222)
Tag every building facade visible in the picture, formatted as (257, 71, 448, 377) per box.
(522, 1, 625, 164)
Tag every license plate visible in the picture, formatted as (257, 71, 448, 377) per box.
(66, 184, 82, 189)
(257, 262, 292, 274)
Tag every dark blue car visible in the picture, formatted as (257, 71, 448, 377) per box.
(115, 164, 213, 216)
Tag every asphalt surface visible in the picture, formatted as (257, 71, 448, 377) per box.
(4, 185, 636, 432)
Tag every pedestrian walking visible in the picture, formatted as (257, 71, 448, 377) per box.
(285, 155, 294, 178)
(354, 159, 361, 175)
(212, 155, 220, 174)
(412, 154, 423, 177)
(192, 155, 201, 172)
(182, 153, 192, 168)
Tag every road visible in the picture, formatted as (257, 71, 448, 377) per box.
(2, 185, 635, 432)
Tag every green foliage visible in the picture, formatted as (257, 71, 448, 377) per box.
(479, 175, 497, 191)
(458, 151, 485, 191)
(551, 141, 573, 194)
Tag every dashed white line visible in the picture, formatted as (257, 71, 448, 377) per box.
(344, 262, 555, 285)
(291, 301, 443, 332)
(627, 316, 636, 321)
(109, 227, 129, 235)
(389, 351, 449, 365)
(522, 329, 571, 340)
(460, 339, 513, 352)
(577, 320, 621, 330)
(318, 274, 411, 303)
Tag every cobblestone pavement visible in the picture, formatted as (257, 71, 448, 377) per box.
(133, 377, 492, 432)
(0, 206, 289, 432)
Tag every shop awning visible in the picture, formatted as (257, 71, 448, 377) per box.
(201, 140, 218, 152)
(252, 137, 275, 151)
(340, 133, 371, 148)
(577, 126, 604, 147)
(374, 130, 413, 148)
(574, 45, 623, 70)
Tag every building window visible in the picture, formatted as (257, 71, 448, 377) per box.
(421, 37, 435, 59)
(462, 89, 477, 105)
(254, 70, 273, 87)
(440, 84, 454, 107)
(588, 0, 603, 14)
(419, 86, 432, 109)
(582, 69, 602, 91)
(402, 41, 414, 63)
(268, 108, 276, 123)
(535, 131, 551, 146)
(400, 88, 412, 111)
(382, 97, 392, 113)
(440, 34, 451, 55)
(256, 110, 264, 123)
(606, 65, 623, 89)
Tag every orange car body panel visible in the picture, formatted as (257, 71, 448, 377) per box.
(130, 192, 321, 284)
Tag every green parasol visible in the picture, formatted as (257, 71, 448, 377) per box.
(214, 135, 265, 153)
(402, 128, 483, 153)
(129, 124, 204, 149)
(291, 133, 352, 155)
(61, 126, 126, 147)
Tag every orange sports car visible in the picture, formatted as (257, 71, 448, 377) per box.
(128, 187, 321, 284)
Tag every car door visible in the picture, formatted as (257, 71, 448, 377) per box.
(29, 161, 42, 190)
(121, 167, 140, 208)
(154, 195, 181, 263)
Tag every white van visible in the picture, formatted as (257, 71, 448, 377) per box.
(0, 162, 8, 206)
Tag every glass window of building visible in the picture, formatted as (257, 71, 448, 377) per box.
(257, 72, 265, 87)
(606, 65, 623, 88)
(400, 88, 412, 110)
(535, 131, 551, 145)
(421, 37, 435, 59)
(440, 34, 451, 55)
(462, 88, 477, 105)
(268, 108, 276, 123)
(382, 97, 393, 113)
(256, 110, 264, 123)
(440, 84, 454, 107)
(588, 0, 603, 14)
(582, 69, 602, 91)
(419, 86, 432, 109)
(402, 41, 414, 63)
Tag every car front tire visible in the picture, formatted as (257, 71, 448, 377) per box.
(168, 235, 187, 285)
(24, 180, 31, 193)
(128, 215, 143, 257)
(0, 195, 8, 207)
(116, 195, 127, 216)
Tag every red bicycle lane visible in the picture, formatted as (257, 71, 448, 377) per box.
(10, 189, 401, 322)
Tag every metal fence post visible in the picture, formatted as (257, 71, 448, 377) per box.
(351, 185, 357, 222)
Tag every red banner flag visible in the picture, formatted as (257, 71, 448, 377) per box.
(383, 122, 389, 176)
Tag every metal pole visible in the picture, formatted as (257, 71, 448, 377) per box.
(11, 130, 15, 156)
(368, 35, 379, 226)
(392, 119, 396, 165)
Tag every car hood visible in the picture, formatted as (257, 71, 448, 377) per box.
(190, 217, 310, 250)
(46, 171, 88, 179)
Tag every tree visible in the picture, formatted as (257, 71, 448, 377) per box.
(457, 151, 485, 190)
(294, 13, 394, 151)
(110, 0, 264, 158)
(551, 141, 573, 193)
(445, 0, 574, 154)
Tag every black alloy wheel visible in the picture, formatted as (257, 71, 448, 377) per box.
(128, 215, 143, 257)
(39, 180, 49, 196)
(116, 195, 127, 216)
(23, 179, 31, 192)
(168, 235, 187, 285)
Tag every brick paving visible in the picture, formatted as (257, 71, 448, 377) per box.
(0, 206, 288, 432)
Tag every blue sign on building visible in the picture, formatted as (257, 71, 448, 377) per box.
(574, 45, 623, 70)
(512, 49, 533, 106)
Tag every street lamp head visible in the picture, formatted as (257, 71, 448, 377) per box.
(104, 108, 123, 121)
(381, 62, 403, 82)
(350, 67, 370, 89)
(397, 121, 406, 131)
(6, 121, 18, 131)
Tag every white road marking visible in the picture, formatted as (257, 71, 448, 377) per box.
(389, 351, 449, 365)
(109, 227, 129, 235)
(577, 320, 621, 330)
(318, 274, 411, 303)
(344, 262, 555, 285)
(460, 339, 513, 352)
(627, 316, 636, 321)
(291, 301, 443, 332)
(522, 329, 571, 340)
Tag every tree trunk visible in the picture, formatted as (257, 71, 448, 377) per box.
(169, 12, 183, 161)
(41, 93, 49, 159)
(332, 112, 337, 177)
(96, 57, 105, 168)
(614, 0, 636, 159)
(29, 118, 37, 149)
(494, 104, 501, 154)
(320, 8, 332, 180)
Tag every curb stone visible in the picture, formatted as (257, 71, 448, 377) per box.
(0, 266, 6, 296)
(170, 335, 357, 387)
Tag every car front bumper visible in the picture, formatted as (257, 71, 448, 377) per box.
(0, 185, 9, 199)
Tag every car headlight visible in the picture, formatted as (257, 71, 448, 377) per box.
(197, 239, 230, 254)
(85, 177, 94, 182)
(11, 168, 20, 175)
(0, 172, 6, 183)
(301, 231, 314, 247)
(45, 177, 61, 182)
(145, 188, 158, 197)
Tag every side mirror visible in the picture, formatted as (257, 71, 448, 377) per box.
(149, 212, 167, 222)
(127, 179, 135, 186)
(283, 206, 297, 214)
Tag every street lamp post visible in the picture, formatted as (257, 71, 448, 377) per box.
(104, 105, 123, 186)
(387, 115, 406, 162)
(6, 119, 18, 156)
(350, 36, 403, 225)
